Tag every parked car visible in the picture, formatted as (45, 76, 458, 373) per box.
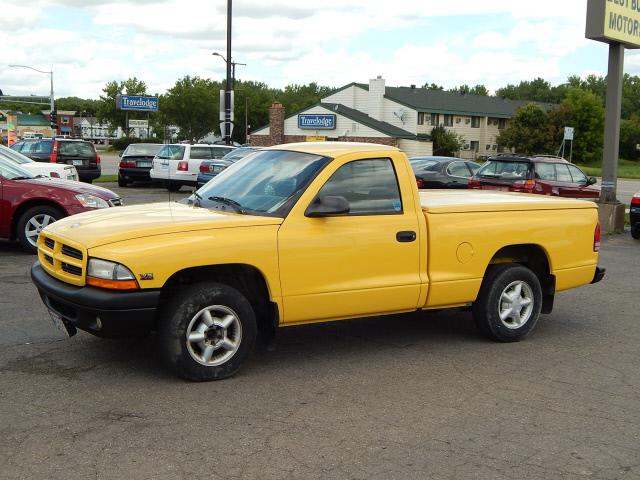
(468, 155, 600, 198)
(150, 144, 236, 191)
(410, 156, 481, 189)
(11, 138, 101, 183)
(0, 156, 121, 253)
(197, 147, 258, 188)
(631, 192, 640, 239)
(0, 144, 78, 181)
(117, 143, 163, 187)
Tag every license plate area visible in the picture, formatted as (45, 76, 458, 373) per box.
(138, 162, 152, 168)
(48, 310, 73, 337)
(72, 159, 83, 166)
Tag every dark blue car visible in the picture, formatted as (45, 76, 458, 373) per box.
(196, 147, 258, 188)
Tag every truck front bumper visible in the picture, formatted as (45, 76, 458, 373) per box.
(31, 262, 160, 337)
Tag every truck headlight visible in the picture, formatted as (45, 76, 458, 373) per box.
(75, 194, 109, 209)
(87, 258, 138, 290)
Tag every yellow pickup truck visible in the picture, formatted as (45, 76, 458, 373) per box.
(31, 142, 604, 380)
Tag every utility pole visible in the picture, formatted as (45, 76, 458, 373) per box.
(225, 0, 232, 146)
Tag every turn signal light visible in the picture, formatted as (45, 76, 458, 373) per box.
(87, 276, 139, 290)
(510, 179, 536, 191)
(416, 179, 426, 189)
(631, 193, 640, 205)
(178, 161, 189, 171)
(50, 140, 59, 163)
(467, 179, 481, 189)
(200, 164, 210, 173)
(594, 223, 601, 252)
(119, 161, 135, 168)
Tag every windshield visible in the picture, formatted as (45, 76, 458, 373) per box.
(222, 147, 257, 162)
(194, 150, 331, 217)
(476, 160, 530, 179)
(124, 144, 163, 156)
(0, 145, 32, 164)
(0, 157, 36, 180)
(156, 145, 185, 160)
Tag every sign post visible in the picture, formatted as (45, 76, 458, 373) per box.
(585, 0, 639, 231)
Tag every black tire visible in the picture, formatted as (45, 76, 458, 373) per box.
(167, 181, 181, 192)
(159, 282, 257, 381)
(472, 263, 542, 342)
(632, 225, 640, 240)
(118, 175, 128, 188)
(16, 205, 64, 254)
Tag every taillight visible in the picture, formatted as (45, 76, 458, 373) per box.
(119, 161, 135, 168)
(200, 164, 209, 173)
(594, 223, 601, 252)
(510, 179, 536, 191)
(92, 144, 101, 164)
(416, 179, 426, 189)
(178, 161, 189, 171)
(50, 172, 60, 178)
(631, 193, 640, 205)
(50, 140, 58, 163)
(467, 179, 481, 189)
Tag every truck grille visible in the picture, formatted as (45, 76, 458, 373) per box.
(38, 234, 86, 286)
(61, 263, 83, 276)
(61, 244, 83, 260)
(44, 237, 55, 249)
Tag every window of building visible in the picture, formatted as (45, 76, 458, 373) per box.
(62, 117, 69, 124)
(430, 113, 439, 126)
(471, 116, 480, 128)
(315, 158, 402, 215)
(443, 114, 453, 127)
(417, 112, 425, 125)
(470, 141, 479, 152)
(498, 118, 506, 129)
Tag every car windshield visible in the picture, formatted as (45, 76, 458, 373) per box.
(0, 157, 36, 180)
(194, 150, 331, 217)
(124, 144, 163, 156)
(222, 147, 257, 162)
(476, 160, 530, 179)
(156, 145, 185, 160)
(0, 145, 32, 164)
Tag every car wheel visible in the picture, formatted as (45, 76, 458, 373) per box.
(17, 205, 64, 254)
(167, 182, 181, 192)
(472, 263, 542, 342)
(118, 175, 128, 188)
(159, 282, 257, 381)
(631, 225, 640, 240)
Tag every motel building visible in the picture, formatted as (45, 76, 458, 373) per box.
(250, 76, 551, 159)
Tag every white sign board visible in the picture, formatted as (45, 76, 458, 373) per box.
(564, 126, 575, 141)
(129, 119, 149, 128)
(219, 89, 235, 122)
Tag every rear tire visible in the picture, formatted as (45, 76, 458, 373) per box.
(159, 282, 257, 381)
(118, 175, 128, 188)
(17, 205, 64, 254)
(632, 225, 640, 240)
(472, 263, 542, 342)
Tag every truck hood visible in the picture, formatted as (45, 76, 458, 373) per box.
(420, 190, 597, 214)
(43, 202, 283, 248)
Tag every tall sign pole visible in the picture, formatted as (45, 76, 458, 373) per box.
(225, 0, 232, 145)
(585, 0, 639, 231)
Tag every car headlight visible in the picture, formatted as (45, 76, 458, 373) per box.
(75, 194, 109, 209)
(87, 258, 138, 290)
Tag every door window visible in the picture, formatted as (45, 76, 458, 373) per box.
(567, 164, 588, 184)
(466, 162, 480, 175)
(315, 159, 402, 215)
(447, 161, 471, 177)
(555, 164, 573, 182)
(535, 162, 556, 180)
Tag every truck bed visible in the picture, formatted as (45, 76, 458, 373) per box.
(419, 190, 597, 214)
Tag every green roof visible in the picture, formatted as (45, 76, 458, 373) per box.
(17, 114, 50, 126)
(346, 83, 553, 118)
(318, 103, 421, 139)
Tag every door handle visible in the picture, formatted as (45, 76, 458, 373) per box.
(396, 231, 416, 242)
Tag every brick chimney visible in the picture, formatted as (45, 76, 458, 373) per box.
(368, 76, 385, 121)
(269, 102, 285, 145)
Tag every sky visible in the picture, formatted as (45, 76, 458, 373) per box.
(1, 0, 640, 100)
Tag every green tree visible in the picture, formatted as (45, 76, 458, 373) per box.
(277, 83, 332, 115)
(234, 80, 277, 143)
(422, 82, 444, 91)
(55, 97, 100, 115)
(496, 78, 557, 103)
(96, 77, 148, 135)
(619, 114, 640, 160)
(497, 103, 552, 155)
(448, 84, 489, 96)
(431, 125, 463, 156)
(549, 88, 604, 164)
(161, 76, 219, 142)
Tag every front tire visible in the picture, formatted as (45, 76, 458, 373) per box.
(632, 225, 640, 240)
(17, 205, 64, 254)
(472, 263, 542, 342)
(159, 282, 257, 381)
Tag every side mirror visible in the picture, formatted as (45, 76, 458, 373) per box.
(587, 176, 597, 186)
(305, 195, 350, 217)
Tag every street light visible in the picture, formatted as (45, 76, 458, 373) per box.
(8, 64, 54, 113)
(212, 52, 246, 145)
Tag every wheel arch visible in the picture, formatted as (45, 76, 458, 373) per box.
(11, 199, 67, 240)
(158, 263, 279, 339)
(486, 244, 555, 314)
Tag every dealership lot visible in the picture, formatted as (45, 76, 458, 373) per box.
(0, 184, 639, 479)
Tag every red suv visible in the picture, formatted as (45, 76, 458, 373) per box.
(468, 155, 600, 199)
(0, 156, 121, 253)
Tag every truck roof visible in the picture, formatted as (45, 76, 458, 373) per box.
(264, 141, 399, 157)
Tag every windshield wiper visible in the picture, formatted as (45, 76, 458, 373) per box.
(208, 196, 245, 213)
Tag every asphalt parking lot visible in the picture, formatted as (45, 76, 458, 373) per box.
(1, 185, 639, 479)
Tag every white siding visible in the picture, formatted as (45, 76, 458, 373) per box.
(284, 105, 387, 138)
(252, 126, 270, 136)
(398, 139, 433, 157)
(323, 85, 368, 109)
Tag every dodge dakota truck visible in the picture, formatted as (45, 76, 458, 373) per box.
(31, 142, 605, 381)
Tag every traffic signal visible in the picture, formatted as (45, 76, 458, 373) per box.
(50, 110, 57, 128)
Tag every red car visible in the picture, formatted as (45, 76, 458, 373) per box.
(468, 155, 600, 199)
(0, 156, 121, 253)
